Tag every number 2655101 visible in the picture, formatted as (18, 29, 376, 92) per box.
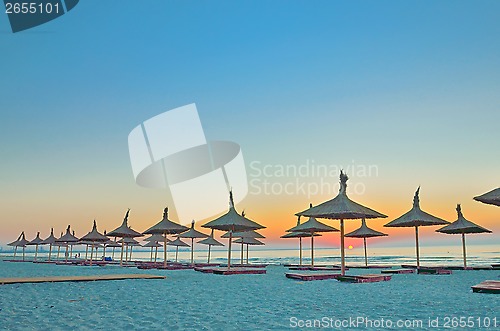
(5, 2, 60, 14)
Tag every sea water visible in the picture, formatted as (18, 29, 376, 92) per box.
(0, 245, 498, 330)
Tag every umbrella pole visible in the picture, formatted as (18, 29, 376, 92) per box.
(155, 246, 158, 263)
(14, 246, 17, 259)
(340, 219, 345, 275)
(119, 239, 125, 266)
(90, 243, 94, 266)
(207, 245, 211, 264)
(48, 244, 52, 262)
(163, 235, 167, 267)
(103, 245, 106, 260)
(415, 226, 420, 269)
(65, 245, 69, 262)
(227, 232, 233, 270)
(175, 246, 179, 262)
(23, 246, 25, 261)
(70, 245, 73, 259)
(57, 246, 60, 260)
(191, 238, 194, 265)
(299, 237, 302, 266)
(150, 247, 153, 261)
(85, 245, 89, 260)
(241, 242, 244, 265)
(246, 244, 249, 264)
(130, 246, 133, 262)
(311, 232, 314, 267)
(462, 233, 467, 269)
(364, 237, 368, 267)
(35, 245, 38, 262)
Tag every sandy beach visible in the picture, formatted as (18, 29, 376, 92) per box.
(0, 248, 498, 331)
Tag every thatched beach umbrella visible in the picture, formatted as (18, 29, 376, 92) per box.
(222, 230, 265, 264)
(233, 237, 264, 264)
(56, 225, 79, 262)
(143, 240, 162, 262)
(296, 171, 387, 275)
(436, 204, 492, 268)
(107, 209, 143, 266)
(27, 232, 45, 262)
(168, 237, 190, 262)
(144, 234, 171, 263)
(7, 232, 22, 260)
(202, 191, 265, 269)
(144, 234, 168, 242)
(42, 228, 57, 261)
(474, 188, 500, 207)
(198, 229, 224, 264)
(281, 231, 321, 266)
(288, 215, 338, 267)
(345, 218, 387, 267)
(120, 237, 141, 262)
(104, 239, 121, 260)
(385, 187, 449, 269)
(143, 207, 188, 267)
(80, 220, 109, 266)
(8, 232, 29, 260)
(54, 232, 68, 260)
(179, 220, 208, 264)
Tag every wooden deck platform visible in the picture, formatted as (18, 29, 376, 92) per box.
(0, 274, 165, 285)
(346, 265, 388, 269)
(219, 264, 268, 268)
(212, 268, 266, 275)
(337, 274, 392, 283)
(155, 265, 194, 270)
(417, 268, 452, 275)
(285, 273, 340, 281)
(288, 266, 342, 271)
(381, 269, 415, 274)
(194, 267, 216, 273)
(471, 280, 500, 294)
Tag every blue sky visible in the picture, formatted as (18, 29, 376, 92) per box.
(0, 1, 499, 245)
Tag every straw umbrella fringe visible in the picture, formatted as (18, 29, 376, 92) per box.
(80, 220, 109, 266)
(56, 226, 79, 262)
(296, 171, 387, 275)
(288, 213, 338, 267)
(474, 188, 500, 207)
(233, 237, 264, 264)
(384, 187, 449, 269)
(179, 220, 208, 264)
(222, 229, 265, 264)
(345, 218, 387, 266)
(42, 228, 57, 262)
(197, 229, 224, 264)
(143, 207, 188, 267)
(436, 204, 492, 268)
(107, 209, 143, 266)
(8, 232, 29, 261)
(281, 231, 322, 266)
(202, 191, 265, 269)
(168, 237, 190, 262)
(27, 232, 45, 262)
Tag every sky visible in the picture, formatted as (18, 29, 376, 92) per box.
(0, 0, 499, 250)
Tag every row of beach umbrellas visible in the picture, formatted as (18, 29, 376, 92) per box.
(283, 172, 495, 272)
(7, 195, 267, 268)
(7, 178, 496, 270)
